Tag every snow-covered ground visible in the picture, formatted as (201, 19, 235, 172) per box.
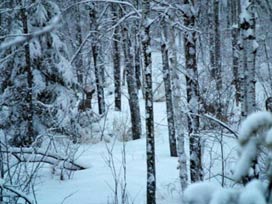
(35, 52, 240, 204)
(36, 53, 183, 204)
(36, 97, 183, 204)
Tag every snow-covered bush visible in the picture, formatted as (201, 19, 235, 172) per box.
(183, 111, 272, 204)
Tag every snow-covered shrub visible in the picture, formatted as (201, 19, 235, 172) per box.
(183, 182, 220, 204)
(183, 111, 272, 204)
(112, 115, 132, 141)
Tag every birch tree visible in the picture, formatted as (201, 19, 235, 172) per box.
(240, 0, 258, 182)
(111, 4, 122, 111)
(183, 0, 203, 182)
(240, 0, 257, 118)
(168, 18, 188, 190)
(121, 25, 142, 140)
(229, 0, 242, 104)
(142, 0, 156, 202)
(160, 18, 177, 157)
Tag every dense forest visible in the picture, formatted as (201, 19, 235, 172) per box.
(0, 0, 272, 203)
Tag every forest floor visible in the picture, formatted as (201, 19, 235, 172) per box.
(35, 52, 239, 204)
(36, 52, 182, 204)
(36, 98, 183, 204)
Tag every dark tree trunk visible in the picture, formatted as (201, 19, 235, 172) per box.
(161, 20, 177, 157)
(183, 0, 203, 182)
(90, 6, 105, 115)
(75, 3, 84, 84)
(230, 0, 241, 104)
(135, 40, 142, 90)
(20, 4, 34, 147)
(122, 26, 142, 140)
(92, 45, 105, 115)
(111, 4, 122, 111)
(142, 0, 156, 203)
(209, 0, 224, 120)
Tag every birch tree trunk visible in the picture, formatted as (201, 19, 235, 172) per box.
(111, 4, 122, 111)
(183, 0, 203, 182)
(122, 26, 142, 140)
(240, 0, 257, 118)
(230, 0, 242, 104)
(169, 22, 188, 190)
(240, 0, 258, 182)
(142, 0, 156, 203)
(161, 19, 177, 157)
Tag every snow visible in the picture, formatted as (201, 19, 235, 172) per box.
(233, 138, 258, 180)
(266, 128, 272, 146)
(238, 180, 266, 204)
(238, 111, 272, 144)
(183, 182, 220, 204)
(0, 178, 4, 187)
(36, 52, 183, 204)
(210, 188, 239, 204)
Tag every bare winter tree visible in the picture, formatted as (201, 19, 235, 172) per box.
(121, 25, 142, 140)
(160, 17, 177, 157)
(89, 4, 106, 115)
(183, 0, 203, 182)
(240, 0, 257, 119)
(209, 0, 224, 120)
(74, 2, 84, 85)
(142, 0, 156, 203)
(111, 4, 122, 111)
(229, 0, 242, 104)
(239, 0, 258, 182)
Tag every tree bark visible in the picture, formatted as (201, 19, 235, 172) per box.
(20, 2, 34, 147)
(161, 19, 177, 157)
(90, 6, 105, 115)
(122, 26, 142, 140)
(75, 3, 84, 85)
(183, 0, 203, 182)
(111, 4, 122, 111)
(240, 0, 257, 118)
(142, 0, 156, 203)
(230, 0, 242, 104)
(169, 21, 188, 190)
(209, 0, 223, 120)
(240, 0, 258, 182)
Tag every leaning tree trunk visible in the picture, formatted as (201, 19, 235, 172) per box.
(90, 6, 105, 115)
(161, 19, 177, 157)
(20, 3, 34, 147)
(142, 0, 156, 203)
(111, 4, 122, 111)
(183, 0, 203, 183)
(169, 21, 188, 190)
(122, 26, 142, 140)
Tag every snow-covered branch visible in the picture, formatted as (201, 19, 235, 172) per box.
(0, 184, 33, 204)
(0, 15, 60, 51)
(1, 147, 86, 171)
